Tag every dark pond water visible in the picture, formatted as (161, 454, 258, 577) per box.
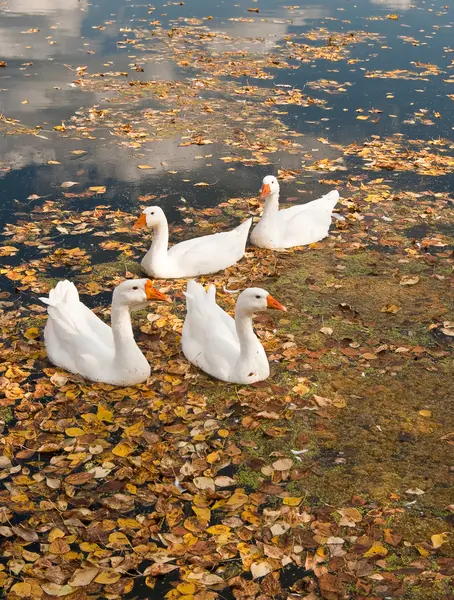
(1, 0, 452, 239)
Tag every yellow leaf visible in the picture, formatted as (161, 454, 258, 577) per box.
(192, 506, 211, 522)
(49, 538, 70, 555)
(218, 429, 229, 437)
(24, 327, 39, 340)
(81, 413, 98, 423)
(415, 544, 430, 556)
(292, 382, 310, 395)
(137, 164, 154, 169)
(242, 510, 261, 525)
(117, 518, 141, 529)
(183, 532, 198, 547)
(283, 497, 302, 506)
(108, 532, 130, 546)
(125, 483, 137, 494)
(419, 410, 431, 418)
(356, 115, 369, 120)
(363, 542, 388, 557)
(89, 186, 106, 193)
(226, 491, 248, 508)
(207, 525, 231, 535)
(174, 406, 187, 418)
(47, 160, 61, 165)
(112, 441, 134, 457)
(431, 533, 449, 549)
(206, 451, 219, 464)
(11, 582, 32, 598)
(381, 304, 401, 314)
(94, 571, 121, 584)
(79, 542, 101, 552)
(333, 397, 347, 409)
(65, 427, 85, 437)
(48, 527, 65, 542)
(386, 13, 398, 19)
(179, 596, 195, 600)
(194, 182, 210, 186)
(124, 421, 144, 437)
(97, 404, 113, 423)
(177, 583, 196, 595)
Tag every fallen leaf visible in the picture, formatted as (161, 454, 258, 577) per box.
(250, 561, 272, 579)
(431, 532, 449, 548)
(381, 304, 401, 314)
(112, 441, 135, 457)
(272, 458, 293, 471)
(68, 568, 99, 587)
(24, 327, 39, 340)
(363, 542, 388, 557)
(400, 275, 420, 286)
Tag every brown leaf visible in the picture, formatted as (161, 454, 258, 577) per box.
(68, 568, 99, 587)
(272, 458, 293, 471)
(12, 526, 38, 542)
(49, 538, 70, 555)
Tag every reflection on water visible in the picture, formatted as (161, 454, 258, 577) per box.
(0, 0, 453, 231)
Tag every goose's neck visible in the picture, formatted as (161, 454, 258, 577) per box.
(149, 220, 169, 261)
(110, 302, 140, 362)
(262, 192, 280, 218)
(235, 308, 260, 358)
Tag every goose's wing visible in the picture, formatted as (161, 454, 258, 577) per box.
(277, 190, 340, 246)
(182, 281, 239, 380)
(167, 218, 252, 275)
(40, 281, 114, 374)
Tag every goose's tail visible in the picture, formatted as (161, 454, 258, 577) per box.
(236, 217, 253, 240)
(184, 280, 216, 313)
(39, 280, 79, 308)
(324, 190, 340, 212)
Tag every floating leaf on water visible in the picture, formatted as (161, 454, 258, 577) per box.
(60, 181, 79, 188)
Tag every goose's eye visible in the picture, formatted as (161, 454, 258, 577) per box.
(151, 212, 154, 215)
(132, 286, 138, 290)
(255, 295, 261, 299)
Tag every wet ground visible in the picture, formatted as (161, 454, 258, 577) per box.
(0, 0, 453, 599)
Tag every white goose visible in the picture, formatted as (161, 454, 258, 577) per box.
(40, 279, 169, 386)
(181, 280, 286, 384)
(250, 175, 340, 249)
(133, 206, 252, 279)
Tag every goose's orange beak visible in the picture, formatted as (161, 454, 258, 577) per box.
(133, 213, 147, 230)
(145, 280, 171, 302)
(260, 183, 271, 198)
(266, 294, 287, 311)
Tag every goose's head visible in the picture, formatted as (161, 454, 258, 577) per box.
(260, 175, 279, 199)
(237, 287, 287, 316)
(113, 279, 170, 310)
(133, 206, 166, 230)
